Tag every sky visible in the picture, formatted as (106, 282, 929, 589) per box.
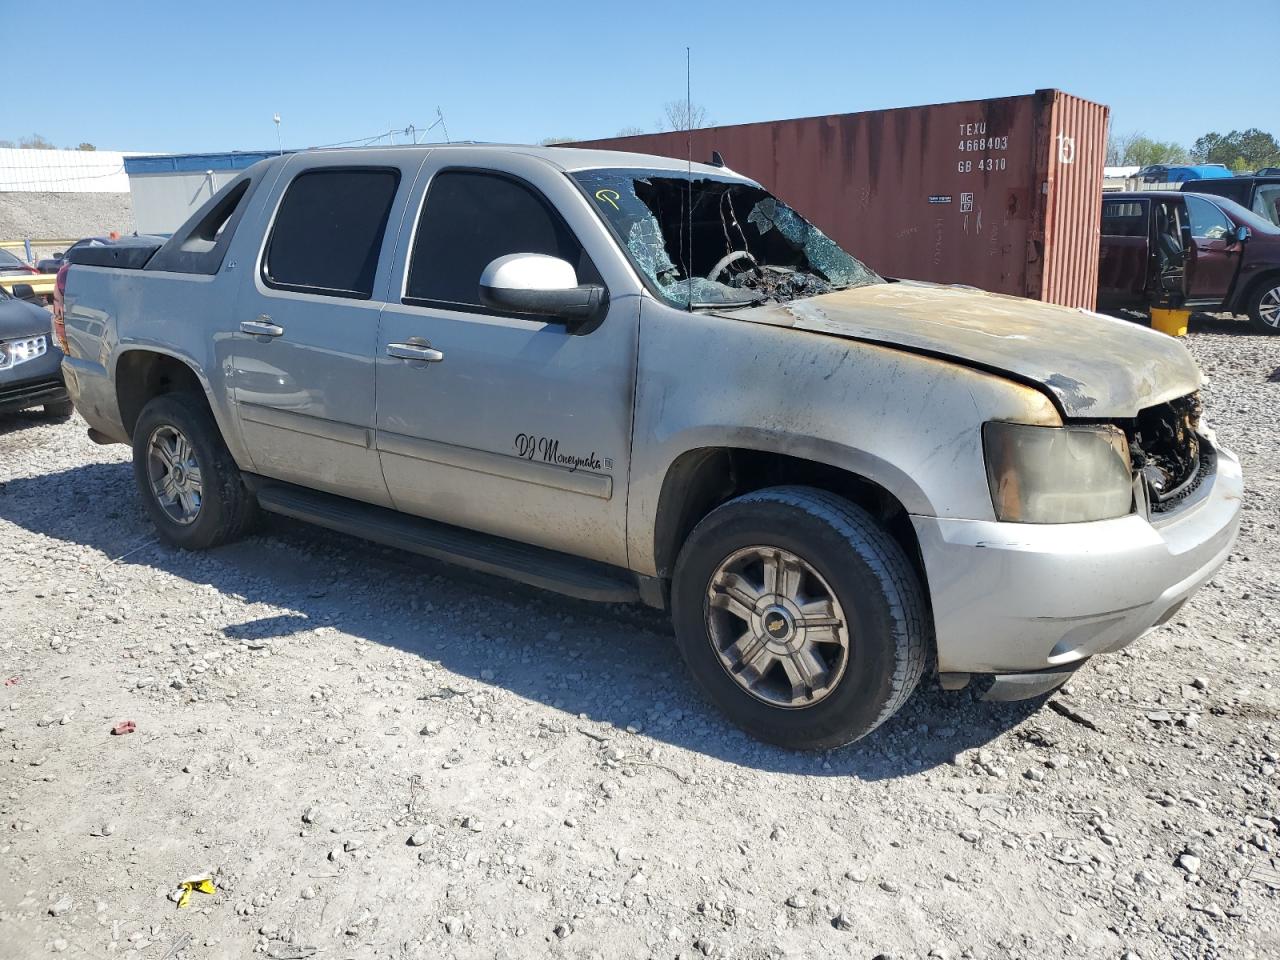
(3, 0, 1273, 155)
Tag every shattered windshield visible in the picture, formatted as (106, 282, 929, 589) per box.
(572, 168, 881, 309)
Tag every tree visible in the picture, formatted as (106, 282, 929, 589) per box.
(659, 100, 711, 132)
(615, 126, 646, 138)
(77, 142, 97, 151)
(1191, 129, 1280, 172)
(18, 133, 56, 150)
(0, 140, 13, 148)
(538, 136, 577, 146)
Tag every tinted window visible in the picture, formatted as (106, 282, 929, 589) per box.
(263, 168, 399, 299)
(1101, 200, 1148, 237)
(0, 249, 24, 268)
(1184, 196, 1233, 240)
(405, 170, 598, 310)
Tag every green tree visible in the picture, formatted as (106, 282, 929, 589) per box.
(538, 136, 577, 145)
(615, 126, 646, 138)
(77, 142, 97, 151)
(1192, 129, 1280, 172)
(1123, 135, 1187, 167)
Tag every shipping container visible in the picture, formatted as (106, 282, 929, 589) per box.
(573, 89, 1108, 310)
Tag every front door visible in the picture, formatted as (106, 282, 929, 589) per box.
(1183, 195, 1242, 306)
(373, 151, 639, 567)
(232, 156, 415, 506)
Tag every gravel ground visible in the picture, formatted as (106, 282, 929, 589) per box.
(1, 320, 1278, 960)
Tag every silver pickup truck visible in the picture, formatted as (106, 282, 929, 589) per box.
(57, 145, 1242, 749)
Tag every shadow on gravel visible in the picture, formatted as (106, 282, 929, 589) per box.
(0, 409, 69, 438)
(0, 460, 1050, 779)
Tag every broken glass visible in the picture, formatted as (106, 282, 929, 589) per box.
(572, 168, 881, 309)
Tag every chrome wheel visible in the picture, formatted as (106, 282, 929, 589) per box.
(704, 545, 850, 708)
(1259, 286, 1280, 329)
(146, 424, 203, 525)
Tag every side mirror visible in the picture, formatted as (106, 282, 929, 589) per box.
(479, 254, 606, 332)
(52, 251, 64, 259)
(11, 283, 35, 302)
(1234, 225, 1251, 244)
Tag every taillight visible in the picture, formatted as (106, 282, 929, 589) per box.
(52, 263, 69, 351)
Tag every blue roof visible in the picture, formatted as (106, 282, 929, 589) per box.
(124, 151, 287, 174)
(1167, 165, 1234, 182)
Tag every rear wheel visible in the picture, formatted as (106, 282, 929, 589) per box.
(1247, 279, 1280, 335)
(131, 393, 257, 550)
(670, 486, 929, 750)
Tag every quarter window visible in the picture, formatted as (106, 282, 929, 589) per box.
(1252, 185, 1280, 228)
(1101, 200, 1148, 237)
(1184, 196, 1233, 240)
(263, 168, 400, 299)
(404, 170, 599, 311)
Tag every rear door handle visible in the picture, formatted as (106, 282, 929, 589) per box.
(240, 317, 284, 338)
(387, 340, 444, 362)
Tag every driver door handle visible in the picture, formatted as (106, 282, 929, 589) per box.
(387, 339, 444, 363)
(240, 317, 284, 338)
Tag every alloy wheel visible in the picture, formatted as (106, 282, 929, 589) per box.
(146, 424, 203, 525)
(1259, 285, 1280, 330)
(704, 545, 851, 708)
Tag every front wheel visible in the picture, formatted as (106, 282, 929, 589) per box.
(670, 486, 929, 750)
(131, 392, 257, 550)
(1247, 279, 1280, 335)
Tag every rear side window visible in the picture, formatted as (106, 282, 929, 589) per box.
(1101, 200, 1148, 238)
(263, 168, 400, 299)
(404, 170, 599, 310)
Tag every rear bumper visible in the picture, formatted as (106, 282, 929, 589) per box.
(912, 444, 1243, 675)
(61, 355, 128, 442)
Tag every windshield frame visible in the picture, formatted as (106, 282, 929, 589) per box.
(566, 167, 880, 311)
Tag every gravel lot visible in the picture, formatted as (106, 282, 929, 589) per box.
(2, 320, 1278, 960)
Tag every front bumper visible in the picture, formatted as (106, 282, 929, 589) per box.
(0, 343, 67, 414)
(912, 444, 1243, 676)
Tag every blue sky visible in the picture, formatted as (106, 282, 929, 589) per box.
(5, 0, 1272, 154)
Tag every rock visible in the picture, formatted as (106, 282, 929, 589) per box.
(48, 895, 73, 917)
(1176, 853, 1201, 875)
(784, 893, 808, 909)
(553, 922, 571, 939)
(301, 805, 324, 825)
(408, 831, 428, 847)
(959, 830, 981, 843)
(300, 887, 316, 900)
(832, 910, 856, 932)
(1024, 768, 1045, 782)
(878, 881, 900, 894)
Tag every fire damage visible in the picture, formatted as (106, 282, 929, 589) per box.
(572, 170, 880, 308)
(1123, 393, 1207, 512)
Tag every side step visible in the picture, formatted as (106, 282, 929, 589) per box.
(250, 479, 640, 604)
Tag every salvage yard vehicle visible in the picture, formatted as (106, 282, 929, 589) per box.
(1098, 191, 1280, 334)
(0, 285, 72, 417)
(1181, 175, 1280, 229)
(58, 145, 1243, 749)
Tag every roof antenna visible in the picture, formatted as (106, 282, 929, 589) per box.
(686, 45, 693, 314)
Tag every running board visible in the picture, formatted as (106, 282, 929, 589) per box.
(250, 480, 640, 604)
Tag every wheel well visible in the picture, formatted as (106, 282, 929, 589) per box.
(652, 447, 928, 587)
(115, 352, 206, 439)
(1238, 269, 1280, 314)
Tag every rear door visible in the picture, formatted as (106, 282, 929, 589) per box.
(1183, 195, 1242, 306)
(231, 155, 418, 505)
(373, 151, 640, 567)
(1097, 198, 1151, 309)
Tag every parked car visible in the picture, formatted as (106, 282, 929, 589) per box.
(0, 285, 71, 417)
(60, 146, 1242, 749)
(36, 237, 111, 275)
(1180, 175, 1280, 229)
(0, 247, 40, 278)
(1137, 164, 1233, 185)
(1099, 191, 1280, 333)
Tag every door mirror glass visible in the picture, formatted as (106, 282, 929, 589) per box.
(52, 251, 64, 259)
(479, 253, 606, 330)
(1235, 224, 1251, 244)
(11, 283, 35, 301)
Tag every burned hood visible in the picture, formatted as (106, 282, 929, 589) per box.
(716, 282, 1202, 418)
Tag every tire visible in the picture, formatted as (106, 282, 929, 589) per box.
(1246, 278, 1280, 335)
(670, 486, 929, 750)
(43, 399, 74, 418)
(131, 392, 257, 550)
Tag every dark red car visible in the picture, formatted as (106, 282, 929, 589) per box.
(1097, 191, 1280, 334)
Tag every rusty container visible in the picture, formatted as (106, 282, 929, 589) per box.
(573, 89, 1108, 310)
